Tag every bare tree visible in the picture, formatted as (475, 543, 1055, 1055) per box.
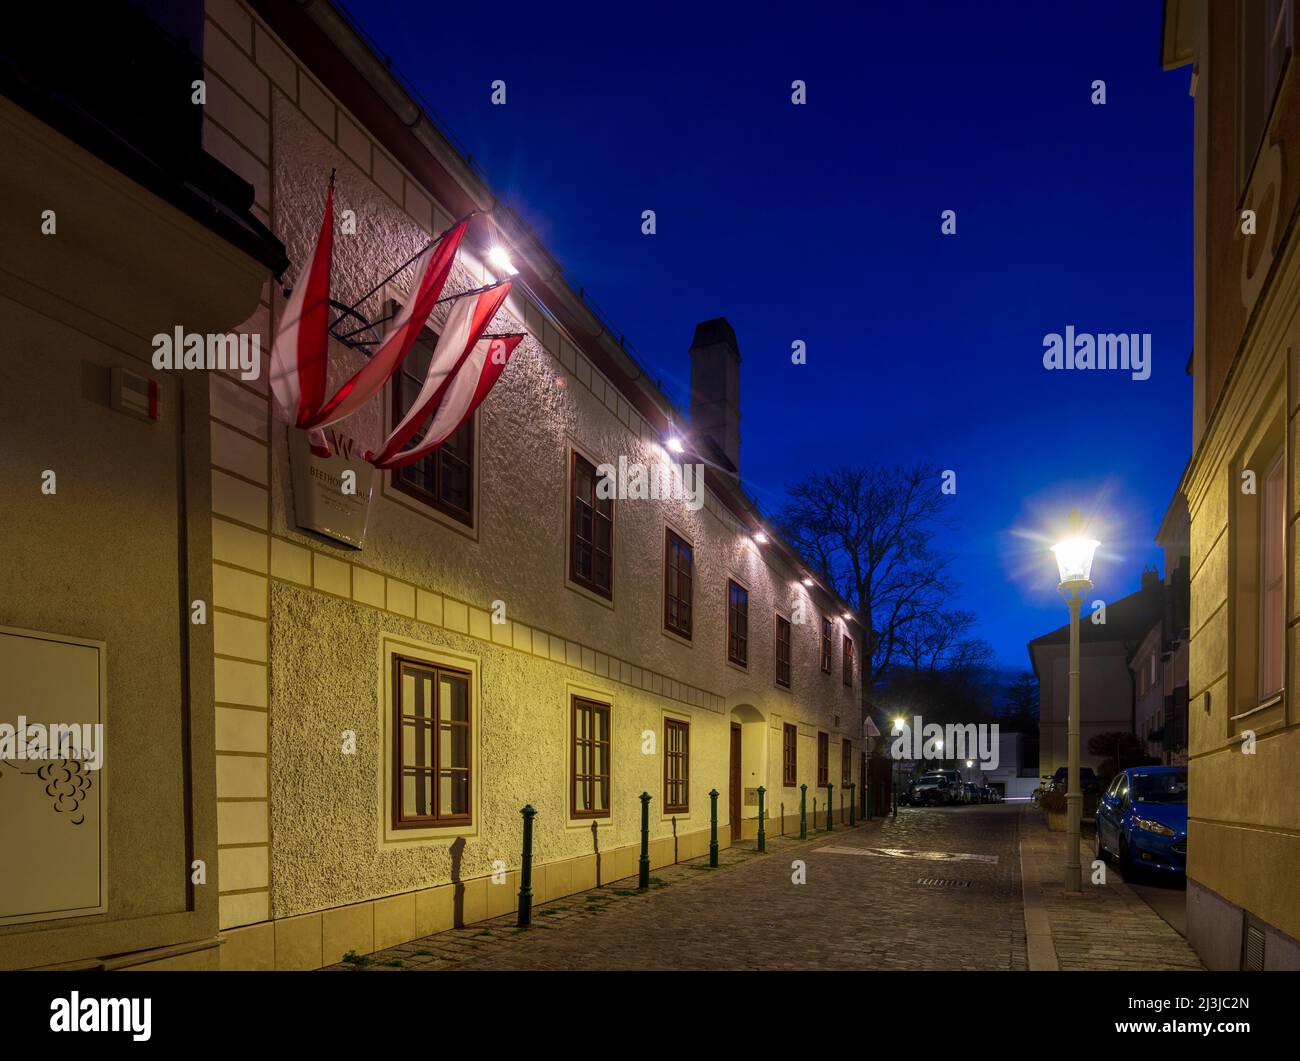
(896, 608, 992, 674)
(777, 463, 955, 716)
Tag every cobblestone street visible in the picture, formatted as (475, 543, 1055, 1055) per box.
(333, 804, 1030, 971)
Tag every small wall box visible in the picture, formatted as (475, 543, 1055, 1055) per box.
(110, 365, 159, 422)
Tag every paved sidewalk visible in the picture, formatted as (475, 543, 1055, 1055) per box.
(1019, 809, 1203, 971)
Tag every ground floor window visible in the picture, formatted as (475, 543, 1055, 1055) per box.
(664, 717, 689, 813)
(393, 657, 471, 827)
(572, 696, 611, 818)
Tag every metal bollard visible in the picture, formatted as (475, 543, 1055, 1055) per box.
(825, 784, 834, 831)
(848, 782, 856, 826)
(708, 788, 719, 867)
(800, 784, 808, 840)
(757, 786, 766, 853)
(638, 791, 651, 890)
(517, 804, 536, 928)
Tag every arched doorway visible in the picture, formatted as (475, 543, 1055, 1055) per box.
(728, 704, 766, 843)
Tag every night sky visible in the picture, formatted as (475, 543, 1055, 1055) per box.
(343, 0, 1193, 668)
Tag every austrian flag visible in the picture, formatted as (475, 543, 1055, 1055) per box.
(266, 172, 517, 466)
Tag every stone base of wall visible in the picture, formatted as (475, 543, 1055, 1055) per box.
(217, 825, 726, 970)
(1187, 878, 1300, 970)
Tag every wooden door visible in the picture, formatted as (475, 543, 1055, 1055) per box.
(729, 723, 742, 842)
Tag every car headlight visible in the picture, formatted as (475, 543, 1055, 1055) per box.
(1134, 816, 1175, 837)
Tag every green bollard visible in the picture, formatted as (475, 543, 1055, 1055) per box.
(708, 788, 719, 867)
(638, 791, 651, 889)
(848, 782, 856, 826)
(757, 786, 766, 852)
(826, 784, 834, 831)
(517, 804, 536, 928)
(800, 784, 808, 840)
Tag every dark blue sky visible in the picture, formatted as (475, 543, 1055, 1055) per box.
(345, 0, 1193, 669)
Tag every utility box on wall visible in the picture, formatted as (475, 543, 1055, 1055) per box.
(0, 627, 106, 926)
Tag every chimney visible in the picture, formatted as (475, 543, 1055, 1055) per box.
(689, 318, 741, 475)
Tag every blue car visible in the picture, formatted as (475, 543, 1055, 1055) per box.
(1094, 766, 1188, 876)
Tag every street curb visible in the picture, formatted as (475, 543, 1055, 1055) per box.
(1019, 806, 1060, 971)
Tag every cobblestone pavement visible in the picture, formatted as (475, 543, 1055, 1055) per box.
(329, 804, 1028, 971)
(1020, 813, 1203, 971)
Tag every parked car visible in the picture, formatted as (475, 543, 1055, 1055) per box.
(986, 787, 1003, 803)
(1094, 766, 1188, 876)
(1050, 765, 1100, 794)
(910, 773, 953, 806)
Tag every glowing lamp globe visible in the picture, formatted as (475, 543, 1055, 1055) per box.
(1051, 536, 1099, 586)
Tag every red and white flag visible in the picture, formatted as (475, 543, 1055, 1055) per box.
(269, 174, 335, 427)
(303, 219, 470, 433)
(377, 332, 523, 471)
(370, 282, 512, 467)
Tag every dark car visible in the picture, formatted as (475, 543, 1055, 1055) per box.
(910, 773, 952, 806)
(1095, 766, 1188, 876)
(1050, 766, 1100, 794)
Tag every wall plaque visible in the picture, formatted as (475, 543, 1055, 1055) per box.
(288, 427, 375, 549)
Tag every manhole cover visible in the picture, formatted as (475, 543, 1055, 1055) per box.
(917, 877, 973, 888)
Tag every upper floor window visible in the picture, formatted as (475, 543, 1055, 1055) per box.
(820, 616, 832, 673)
(775, 615, 792, 688)
(664, 529, 693, 639)
(570, 452, 613, 598)
(842, 634, 855, 687)
(1259, 451, 1285, 699)
(1241, 0, 1293, 189)
(393, 657, 471, 827)
(392, 326, 474, 526)
(664, 717, 689, 814)
(727, 580, 748, 667)
(782, 723, 797, 786)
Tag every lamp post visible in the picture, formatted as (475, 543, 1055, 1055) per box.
(1051, 509, 1099, 894)
(892, 717, 905, 818)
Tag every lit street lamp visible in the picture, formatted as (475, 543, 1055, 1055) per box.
(1051, 508, 1099, 893)
(892, 717, 906, 818)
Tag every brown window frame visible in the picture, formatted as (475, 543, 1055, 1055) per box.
(843, 634, 855, 687)
(392, 655, 472, 829)
(664, 528, 693, 639)
(569, 451, 614, 599)
(664, 717, 690, 814)
(390, 321, 475, 527)
(817, 731, 829, 787)
(727, 579, 749, 667)
(571, 695, 612, 819)
(820, 616, 832, 673)
(782, 723, 797, 786)
(775, 614, 792, 688)
(841, 739, 852, 787)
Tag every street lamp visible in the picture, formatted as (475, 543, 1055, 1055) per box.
(892, 717, 906, 818)
(1051, 508, 1099, 893)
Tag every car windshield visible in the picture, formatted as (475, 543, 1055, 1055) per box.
(1131, 771, 1188, 804)
(919, 775, 944, 783)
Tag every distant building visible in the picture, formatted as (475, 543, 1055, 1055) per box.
(1129, 493, 1191, 766)
(978, 732, 1039, 801)
(1163, 0, 1300, 971)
